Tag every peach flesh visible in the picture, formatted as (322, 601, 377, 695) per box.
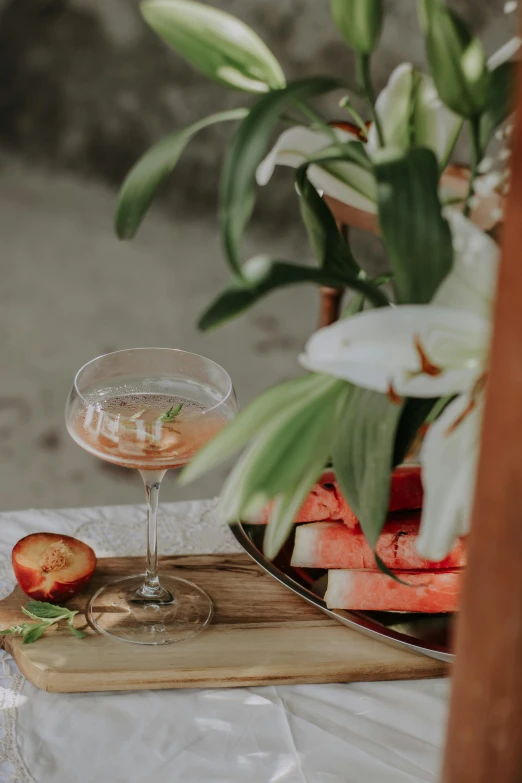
(12, 533, 97, 603)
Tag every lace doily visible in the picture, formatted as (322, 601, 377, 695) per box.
(0, 498, 241, 782)
(71, 498, 242, 558)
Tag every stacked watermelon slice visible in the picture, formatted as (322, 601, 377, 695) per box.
(267, 467, 464, 613)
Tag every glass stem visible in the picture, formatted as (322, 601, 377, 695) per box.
(138, 469, 168, 600)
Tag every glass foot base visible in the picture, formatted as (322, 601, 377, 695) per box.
(87, 574, 213, 645)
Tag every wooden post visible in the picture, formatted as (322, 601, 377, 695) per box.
(318, 222, 347, 328)
(318, 286, 344, 327)
(442, 67, 522, 781)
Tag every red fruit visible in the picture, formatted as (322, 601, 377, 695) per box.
(292, 518, 466, 570)
(325, 568, 462, 613)
(12, 533, 96, 603)
(388, 466, 424, 512)
(255, 466, 424, 526)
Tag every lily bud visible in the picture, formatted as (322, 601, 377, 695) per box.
(330, 0, 383, 55)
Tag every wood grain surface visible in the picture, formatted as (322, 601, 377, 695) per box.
(442, 57, 522, 783)
(0, 554, 446, 693)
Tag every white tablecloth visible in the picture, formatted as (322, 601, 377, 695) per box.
(0, 501, 449, 783)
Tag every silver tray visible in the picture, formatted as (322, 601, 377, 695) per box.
(231, 521, 454, 663)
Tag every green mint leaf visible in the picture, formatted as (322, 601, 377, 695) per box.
(124, 406, 149, 424)
(2, 603, 87, 645)
(1, 622, 41, 637)
(22, 624, 48, 645)
(67, 618, 86, 639)
(157, 403, 183, 422)
(26, 600, 73, 620)
(21, 607, 54, 622)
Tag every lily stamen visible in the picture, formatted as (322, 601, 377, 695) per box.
(414, 336, 443, 377)
(445, 372, 488, 436)
(387, 382, 403, 405)
(445, 398, 477, 436)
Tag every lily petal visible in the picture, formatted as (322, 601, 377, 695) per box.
(307, 163, 377, 213)
(487, 36, 521, 70)
(417, 392, 482, 560)
(256, 126, 356, 185)
(434, 209, 499, 320)
(367, 64, 462, 163)
(367, 64, 414, 153)
(300, 305, 489, 397)
(256, 125, 377, 213)
(413, 73, 462, 163)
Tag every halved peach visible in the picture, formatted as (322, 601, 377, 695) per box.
(12, 533, 96, 603)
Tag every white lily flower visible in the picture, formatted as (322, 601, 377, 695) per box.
(300, 303, 489, 398)
(256, 125, 377, 213)
(418, 390, 482, 560)
(256, 65, 461, 213)
(300, 211, 499, 560)
(367, 64, 462, 162)
(301, 211, 497, 396)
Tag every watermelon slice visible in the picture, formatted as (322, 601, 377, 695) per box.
(387, 465, 424, 511)
(254, 466, 424, 525)
(291, 478, 339, 523)
(252, 476, 339, 524)
(335, 465, 423, 526)
(291, 518, 466, 570)
(325, 569, 462, 613)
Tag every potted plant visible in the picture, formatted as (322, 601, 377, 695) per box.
(115, 0, 516, 569)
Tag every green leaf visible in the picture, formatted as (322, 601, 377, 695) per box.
(21, 607, 52, 622)
(22, 625, 48, 645)
(25, 600, 71, 619)
(297, 175, 358, 276)
(332, 386, 403, 549)
(263, 458, 328, 561)
(374, 553, 415, 586)
(157, 403, 183, 422)
(393, 397, 438, 465)
(217, 377, 344, 525)
(220, 77, 342, 275)
(342, 291, 365, 317)
(422, 2, 490, 118)
(262, 385, 352, 559)
(141, 0, 285, 93)
(417, 0, 430, 32)
(198, 256, 388, 331)
(374, 147, 453, 305)
(2, 602, 87, 644)
(179, 373, 330, 485)
(479, 61, 515, 150)
(115, 108, 247, 240)
(295, 143, 371, 276)
(330, 0, 384, 55)
(67, 618, 86, 639)
(210, 375, 350, 558)
(237, 381, 347, 504)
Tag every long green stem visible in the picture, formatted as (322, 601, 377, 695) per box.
(357, 53, 384, 148)
(280, 111, 307, 127)
(297, 101, 341, 146)
(438, 118, 464, 175)
(464, 118, 482, 217)
(338, 96, 368, 139)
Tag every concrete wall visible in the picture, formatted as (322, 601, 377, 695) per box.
(0, 0, 512, 219)
(0, 0, 514, 510)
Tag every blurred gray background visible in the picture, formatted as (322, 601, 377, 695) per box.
(0, 0, 513, 510)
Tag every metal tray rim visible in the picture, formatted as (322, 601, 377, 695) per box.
(230, 521, 454, 664)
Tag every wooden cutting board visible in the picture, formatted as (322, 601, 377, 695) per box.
(0, 554, 447, 692)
